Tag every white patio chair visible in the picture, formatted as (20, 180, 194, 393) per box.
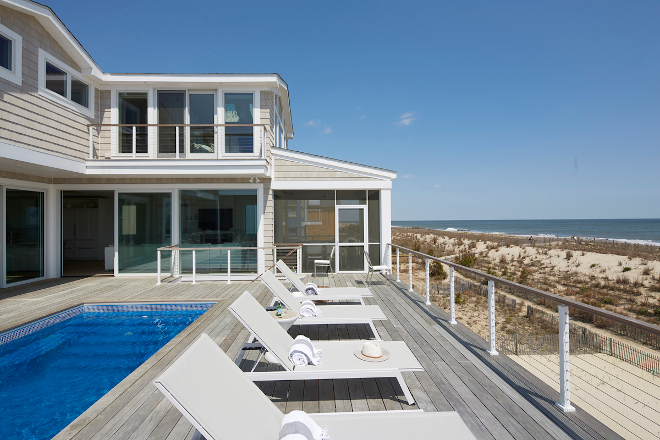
(314, 246, 334, 276)
(260, 271, 385, 338)
(275, 259, 372, 299)
(154, 333, 476, 440)
(229, 292, 422, 405)
(365, 250, 391, 287)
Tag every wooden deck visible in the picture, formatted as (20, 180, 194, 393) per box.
(0, 275, 624, 440)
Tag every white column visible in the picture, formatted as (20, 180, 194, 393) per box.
(425, 259, 431, 305)
(227, 250, 231, 284)
(45, 187, 60, 279)
(175, 126, 180, 159)
(449, 266, 457, 325)
(191, 250, 196, 285)
(488, 280, 499, 355)
(156, 250, 161, 285)
(396, 248, 400, 282)
(557, 304, 576, 412)
(408, 253, 413, 292)
(132, 126, 136, 159)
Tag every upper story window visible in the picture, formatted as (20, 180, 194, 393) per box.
(0, 23, 22, 86)
(118, 92, 149, 154)
(38, 49, 93, 117)
(224, 92, 254, 154)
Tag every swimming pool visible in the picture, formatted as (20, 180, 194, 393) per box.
(0, 303, 214, 440)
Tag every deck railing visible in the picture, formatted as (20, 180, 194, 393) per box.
(155, 244, 301, 285)
(387, 243, 660, 413)
(86, 123, 269, 159)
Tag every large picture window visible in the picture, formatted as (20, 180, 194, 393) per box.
(179, 190, 258, 274)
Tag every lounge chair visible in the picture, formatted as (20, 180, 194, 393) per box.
(154, 333, 476, 440)
(275, 259, 373, 301)
(260, 271, 386, 338)
(229, 291, 422, 405)
(314, 246, 334, 276)
(365, 251, 391, 287)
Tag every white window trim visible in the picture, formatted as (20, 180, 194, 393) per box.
(0, 23, 22, 86)
(38, 48, 94, 118)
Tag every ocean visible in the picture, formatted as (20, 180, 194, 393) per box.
(392, 219, 660, 246)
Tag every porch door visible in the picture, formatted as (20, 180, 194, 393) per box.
(157, 91, 186, 158)
(336, 206, 366, 272)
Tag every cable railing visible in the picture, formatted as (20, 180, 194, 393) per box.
(86, 123, 269, 159)
(155, 244, 302, 285)
(387, 243, 660, 414)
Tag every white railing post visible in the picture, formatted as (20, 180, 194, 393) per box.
(488, 280, 499, 355)
(88, 126, 94, 159)
(297, 247, 302, 273)
(156, 250, 161, 285)
(449, 266, 457, 324)
(408, 253, 413, 292)
(396, 248, 400, 282)
(262, 126, 266, 158)
(191, 250, 196, 285)
(425, 259, 431, 305)
(132, 126, 136, 158)
(175, 126, 180, 159)
(272, 248, 277, 274)
(557, 304, 576, 412)
(227, 250, 231, 284)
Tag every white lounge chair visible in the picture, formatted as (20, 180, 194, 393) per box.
(154, 333, 476, 440)
(229, 292, 423, 405)
(260, 271, 386, 338)
(365, 251, 391, 287)
(275, 259, 372, 301)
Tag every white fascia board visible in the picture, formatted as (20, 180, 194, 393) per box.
(84, 159, 269, 176)
(0, 141, 86, 174)
(101, 73, 282, 84)
(272, 148, 397, 180)
(1, 0, 103, 79)
(271, 180, 392, 190)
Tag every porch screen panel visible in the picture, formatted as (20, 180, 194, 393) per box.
(368, 190, 380, 265)
(118, 193, 171, 274)
(274, 190, 335, 273)
(6, 189, 44, 284)
(118, 92, 148, 154)
(179, 190, 257, 274)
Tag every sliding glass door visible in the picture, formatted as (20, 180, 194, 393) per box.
(5, 189, 44, 284)
(157, 91, 185, 157)
(189, 92, 216, 158)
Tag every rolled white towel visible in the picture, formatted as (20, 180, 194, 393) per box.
(304, 282, 320, 295)
(299, 300, 321, 317)
(279, 410, 329, 440)
(288, 335, 322, 366)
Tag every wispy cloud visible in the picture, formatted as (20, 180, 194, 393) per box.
(402, 174, 413, 179)
(395, 112, 417, 126)
(322, 126, 332, 134)
(304, 119, 321, 127)
(358, 115, 367, 120)
(433, 184, 442, 188)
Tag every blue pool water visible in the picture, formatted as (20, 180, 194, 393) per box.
(0, 305, 212, 440)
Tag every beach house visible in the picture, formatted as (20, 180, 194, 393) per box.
(0, 0, 396, 287)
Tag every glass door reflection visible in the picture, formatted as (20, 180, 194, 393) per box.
(6, 189, 44, 284)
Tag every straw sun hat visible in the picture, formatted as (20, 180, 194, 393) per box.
(354, 341, 390, 362)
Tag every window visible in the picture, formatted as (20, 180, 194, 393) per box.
(45, 62, 66, 97)
(38, 49, 93, 114)
(224, 93, 254, 154)
(118, 92, 148, 154)
(0, 23, 22, 85)
(0, 34, 11, 71)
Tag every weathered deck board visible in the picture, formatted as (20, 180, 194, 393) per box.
(0, 274, 624, 440)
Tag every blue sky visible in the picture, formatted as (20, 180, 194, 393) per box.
(49, 0, 660, 220)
